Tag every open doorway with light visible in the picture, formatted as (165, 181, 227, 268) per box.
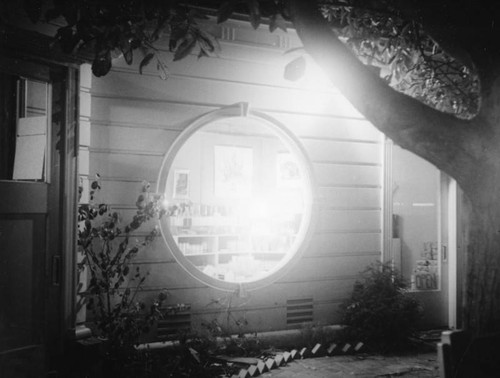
(384, 140, 460, 330)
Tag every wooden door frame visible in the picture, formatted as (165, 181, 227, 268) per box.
(446, 180, 459, 328)
(59, 65, 80, 343)
(0, 41, 80, 371)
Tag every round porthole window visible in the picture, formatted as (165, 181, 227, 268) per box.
(157, 105, 315, 290)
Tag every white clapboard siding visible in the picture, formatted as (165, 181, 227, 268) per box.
(90, 150, 163, 181)
(318, 187, 381, 209)
(87, 18, 384, 331)
(307, 232, 381, 256)
(304, 139, 382, 164)
(283, 254, 379, 281)
(95, 180, 158, 207)
(91, 96, 216, 127)
(318, 209, 381, 233)
(91, 123, 180, 153)
(274, 114, 381, 142)
(314, 163, 382, 187)
(91, 71, 361, 120)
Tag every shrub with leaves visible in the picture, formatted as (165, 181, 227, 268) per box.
(338, 262, 423, 352)
(77, 177, 172, 352)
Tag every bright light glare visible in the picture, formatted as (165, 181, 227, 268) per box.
(284, 56, 363, 118)
(234, 190, 303, 223)
(162, 198, 170, 209)
(300, 59, 332, 90)
(162, 115, 312, 284)
(283, 57, 333, 114)
(248, 197, 270, 219)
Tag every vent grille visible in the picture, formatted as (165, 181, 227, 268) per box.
(157, 306, 191, 340)
(286, 298, 314, 327)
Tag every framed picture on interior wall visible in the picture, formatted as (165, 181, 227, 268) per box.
(173, 169, 190, 199)
(276, 152, 301, 188)
(214, 145, 253, 198)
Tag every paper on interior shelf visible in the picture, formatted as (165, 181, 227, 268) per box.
(13, 116, 47, 180)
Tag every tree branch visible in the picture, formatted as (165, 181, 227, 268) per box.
(288, 0, 483, 188)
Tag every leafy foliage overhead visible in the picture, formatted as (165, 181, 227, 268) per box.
(34, 0, 222, 79)
(20, 0, 479, 117)
(320, 2, 479, 118)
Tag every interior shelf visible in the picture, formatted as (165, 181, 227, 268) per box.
(168, 211, 298, 282)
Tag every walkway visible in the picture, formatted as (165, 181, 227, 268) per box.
(260, 353, 439, 378)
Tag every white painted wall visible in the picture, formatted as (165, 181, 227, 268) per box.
(86, 18, 384, 336)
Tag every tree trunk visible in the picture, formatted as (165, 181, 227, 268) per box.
(457, 66, 500, 334)
(288, 0, 500, 335)
(462, 177, 500, 335)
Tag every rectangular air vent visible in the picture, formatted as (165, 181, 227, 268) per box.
(157, 306, 191, 340)
(286, 297, 314, 327)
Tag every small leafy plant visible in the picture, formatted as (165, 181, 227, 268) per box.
(77, 177, 169, 352)
(338, 261, 423, 352)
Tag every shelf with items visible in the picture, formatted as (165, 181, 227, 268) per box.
(166, 203, 300, 282)
(410, 242, 440, 291)
(167, 213, 243, 233)
(174, 235, 216, 255)
(217, 250, 286, 255)
(172, 228, 294, 254)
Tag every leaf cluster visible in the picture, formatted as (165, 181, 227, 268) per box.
(338, 262, 423, 352)
(28, 0, 221, 78)
(216, 0, 288, 32)
(22, 1, 294, 78)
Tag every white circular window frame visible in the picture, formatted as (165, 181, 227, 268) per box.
(157, 103, 318, 292)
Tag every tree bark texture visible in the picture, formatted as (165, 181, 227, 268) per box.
(463, 193, 500, 334)
(288, 0, 500, 335)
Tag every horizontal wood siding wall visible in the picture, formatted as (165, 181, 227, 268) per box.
(87, 20, 383, 334)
